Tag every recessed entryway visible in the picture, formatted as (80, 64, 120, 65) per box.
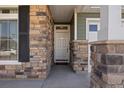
(54, 25, 70, 63)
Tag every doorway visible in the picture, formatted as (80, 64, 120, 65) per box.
(86, 18, 100, 42)
(54, 25, 70, 63)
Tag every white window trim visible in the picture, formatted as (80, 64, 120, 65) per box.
(0, 61, 21, 65)
(0, 7, 20, 65)
(0, 14, 18, 20)
(0, 6, 18, 8)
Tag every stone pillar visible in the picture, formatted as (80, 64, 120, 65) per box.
(90, 5, 124, 88)
(71, 40, 88, 73)
(91, 41, 124, 88)
(30, 5, 54, 79)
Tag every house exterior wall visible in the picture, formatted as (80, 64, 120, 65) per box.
(77, 13, 100, 40)
(73, 13, 124, 73)
(77, 13, 124, 40)
(70, 14, 89, 72)
(70, 13, 88, 72)
(29, 5, 54, 79)
(0, 5, 54, 79)
(70, 13, 99, 72)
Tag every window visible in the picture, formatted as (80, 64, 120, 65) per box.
(56, 26, 68, 30)
(2, 9, 10, 13)
(0, 9, 18, 14)
(0, 20, 18, 60)
(89, 24, 98, 32)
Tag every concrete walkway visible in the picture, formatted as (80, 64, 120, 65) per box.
(43, 65, 90, 88)
(0, 65, 90, 88)
(0, 80, 44, 88)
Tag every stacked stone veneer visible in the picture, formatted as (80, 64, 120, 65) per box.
(90, 40, 124, 88)
(0, 5, 54, 79)
(29, 5, 54, 79)
(71, 40, 88, 72)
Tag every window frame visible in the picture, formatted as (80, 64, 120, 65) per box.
(0, 7, 20, 65)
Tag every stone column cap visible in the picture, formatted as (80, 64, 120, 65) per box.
(89, 40, 124, 45)
(72, 40, 88, 43)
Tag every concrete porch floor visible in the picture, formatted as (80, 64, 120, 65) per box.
(0, 65, 90, 88)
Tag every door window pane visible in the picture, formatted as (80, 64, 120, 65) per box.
(0, 20, 17, 60)
(89, 24, 98, 32)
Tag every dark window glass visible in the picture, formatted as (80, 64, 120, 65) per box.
(2, 9, 10, 13)
(89, 24, 97, 32)
(0, 20, 18, 60)
(56, 26, 68, 30)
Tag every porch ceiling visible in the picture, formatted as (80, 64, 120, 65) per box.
(49, 5, 77, 23)
(49, 5, 101, 23)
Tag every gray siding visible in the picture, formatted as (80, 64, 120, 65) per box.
(77, 13, 100, 40)
(77, 13, 124, 40)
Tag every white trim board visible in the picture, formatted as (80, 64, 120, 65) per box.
(74, 8, 77, 40)
(0, 14, 18, 20)
(0, 61, 21, 65)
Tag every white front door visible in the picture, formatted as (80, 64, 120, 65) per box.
(54, 25, 70, 63)
(86, 18, 100, 42)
